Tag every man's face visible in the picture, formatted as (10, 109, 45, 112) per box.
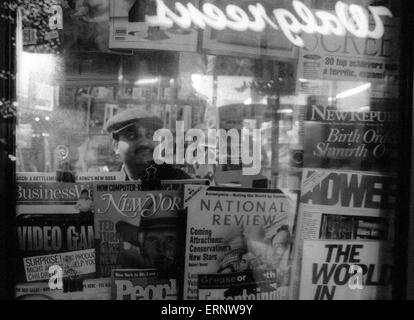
(80, 192, 89, 200)
(142, 229, 177, 267)
(239, 258, 249, 271)
(115, 122, 159, 168)
(271, 230, 290, 256)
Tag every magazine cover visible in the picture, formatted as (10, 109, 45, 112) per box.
(111, 269, 177, 300)
(160, 179, 209, 193)
(303, 103, 399, 172)
(21, 249, 96, 283)
(17, 181, 94, 214)
(109, 0, 199, 52)
(296, 3, 399, 98)
(198, 270, 281, 300)
(15, 278, 111, 300)
(17, 214, 95, 283)
(290, 168, 395, 299)
(16, 178, 96, 283)
(93, 182, 184, 278)
(300, 240, 393, 300)
(17, 172, 124, 183)
(299, 168, 395, 219)
(183, 186, 298, 300)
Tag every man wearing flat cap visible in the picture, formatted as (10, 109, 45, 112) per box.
(104, 108, 189, 278)
(105, 108, 190, 182)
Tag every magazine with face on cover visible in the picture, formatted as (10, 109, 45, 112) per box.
(93, 180, 208, 281)
(183, 185, 298, 300)
(111, 269, 177, 300)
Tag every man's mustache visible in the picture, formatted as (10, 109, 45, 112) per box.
(134, 145, 154, 154)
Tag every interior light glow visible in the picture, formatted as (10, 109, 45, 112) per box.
(359, 106, 371, 112)
(336, 83, 371, 99)
(244, 98, 252, 105)
(277, 109, 293, 114)
(135, 78, 159, 86)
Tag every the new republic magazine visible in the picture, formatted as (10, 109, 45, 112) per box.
(303, 103, 399, 173)
(183, 185, 298, 300)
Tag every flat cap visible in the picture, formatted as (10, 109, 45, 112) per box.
(105, 108, 164, 133)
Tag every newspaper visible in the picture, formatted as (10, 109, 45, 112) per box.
(290, 168, 395, 299)
(15, 278, 111, 300)
(111, 269, 177, 300)
(300, 240, 392, 300)
(183, 186, 298, 300)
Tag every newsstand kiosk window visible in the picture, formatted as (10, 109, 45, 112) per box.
(13, 0, 403, 300)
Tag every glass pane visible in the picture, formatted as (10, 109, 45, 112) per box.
(14, 0, 403, 300)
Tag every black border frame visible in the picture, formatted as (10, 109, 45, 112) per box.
(1, 0, 414, 300)
(393, 0, 414, 300)
(0, 0, 17, 300)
